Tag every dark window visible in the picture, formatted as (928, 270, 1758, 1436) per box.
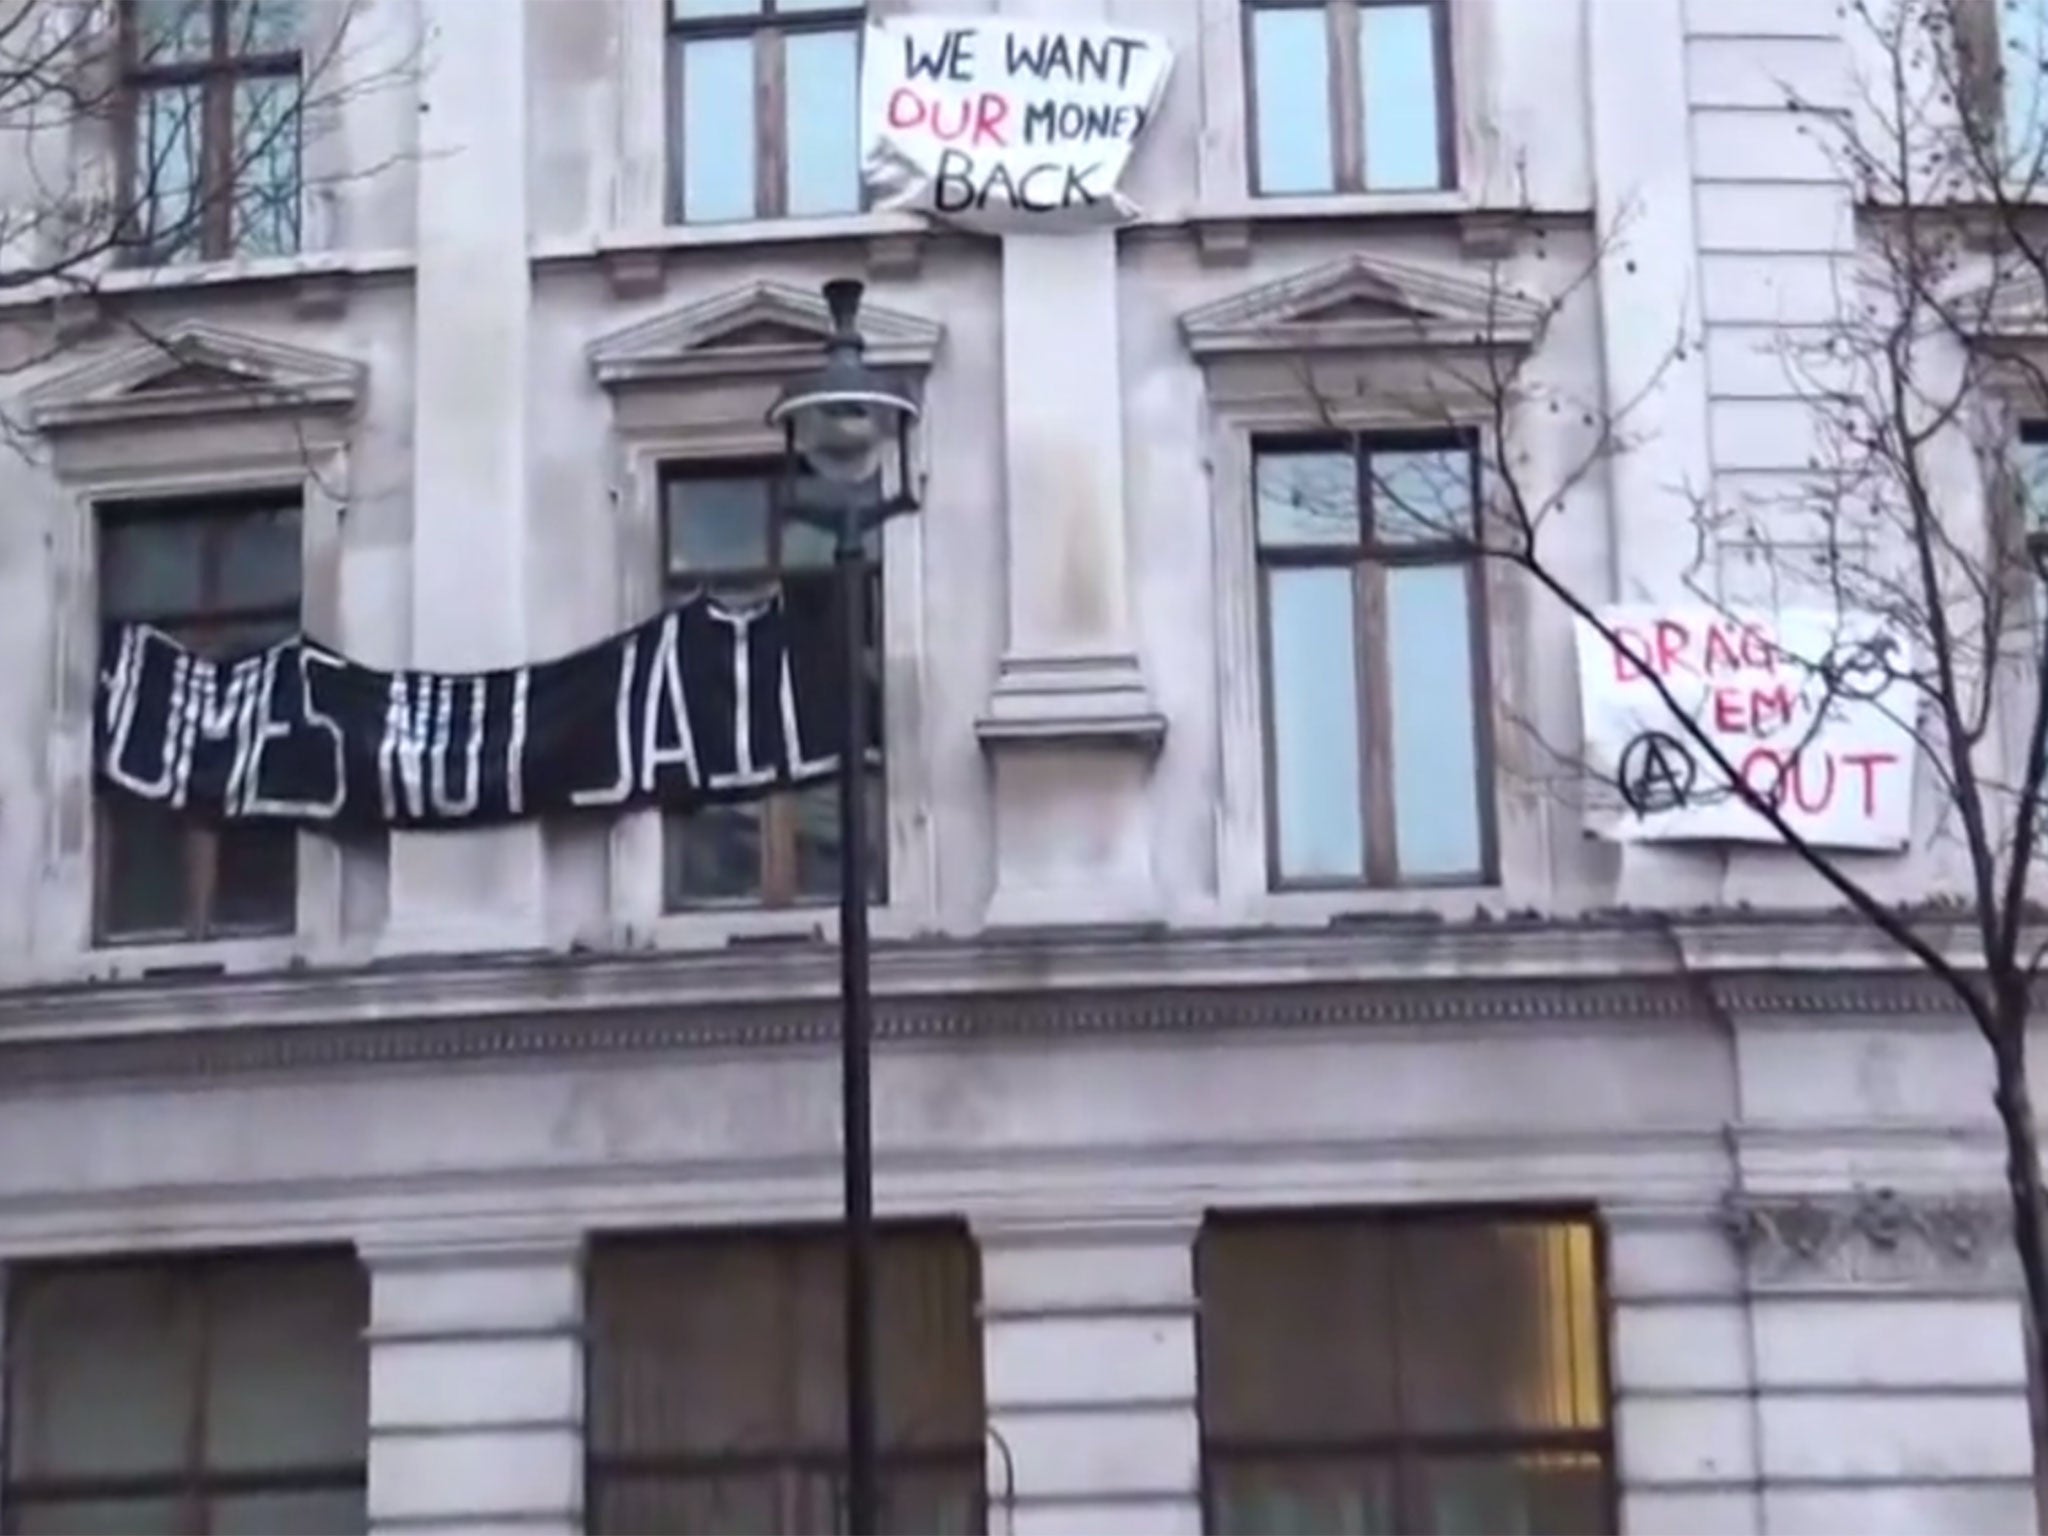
(1254, 434, 1495, 888)
(119, 0, 303, 264)
(3, 1249, 368, 1535)
(1244, 0, 1454, 197)
(659, 461, 884, 912)
(586, 1224, 985, 1535)
(97, 492, 302, 944)
(666, 0, 865, 224)
(1197, 1210, 1613, 1536)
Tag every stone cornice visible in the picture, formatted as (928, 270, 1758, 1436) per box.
(0, 913, 2024, 1087)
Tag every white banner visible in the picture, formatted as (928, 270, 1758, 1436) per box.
(1575, 605, 1919, 850)
(859, 16, 1172, 232)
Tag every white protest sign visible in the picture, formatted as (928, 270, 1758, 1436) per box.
(859, 15, 1172, 231)
(1575, 605, 1919, 850)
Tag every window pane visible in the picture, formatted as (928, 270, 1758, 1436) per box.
(1420, 1452, 1609, 1536)
(211, 1490, 364, 1535)
(1385, 565, 1483, 879)
(794, 776, 884, 902)
(212, 823, 299, 933)
(205, 1255, 366, 1472)
(136, 85, 203, 258)
(1267, 568, 1365, 880)
(593, 1473, 781, 1536)
(1371, 447, 1471, 544)
(1209, 1456, 1397, 1536)
(99, 797, 194, 940)
(11, 1497, 187, 1535)
(1199, 1221, 1397, 1442)
(785, 29, 861, 216)
(1395, 1219, 1606, 1435)
(103, 517, 208, 620)
(7, 1265, 189, 1481)
(665, 802, 764, 904)
(217, 503, 303, 610)
(231, 76, 303, 257)
(1359, 4, 1443, 190)
(131, 0, 210, 63)
(226, 0, 300, 54)
(778, 0, 855, 11)
(2008, 0, 2048, 162)
(666, 473, 772, 574)
(680, 37, 759, 222)
(1252, 7, 1334, 193)
(673, 0, 763, 16)
(1257, 450, 1359, 546)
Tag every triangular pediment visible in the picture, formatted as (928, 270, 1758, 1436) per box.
(1179, 253, 1545, 359)
(589, 280, 944, 388)
(25, 320, 364, 432)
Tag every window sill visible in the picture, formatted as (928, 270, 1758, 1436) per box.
(0, 248, 416, 316)
(1233, 882, 1510, 930)
(49, 933, 372, 995)
(539, 214, 936, 291)
(634, 898, 922, 954)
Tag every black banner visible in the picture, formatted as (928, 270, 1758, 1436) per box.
(95, 589, 871, 830)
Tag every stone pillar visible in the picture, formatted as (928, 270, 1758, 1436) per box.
(385, 0, 544, 951)
(972, 1, 1164, 927)
(1722, 1190, 2037, 1534)
(363, 1235, 584, 1536)
(975, 1215, 1201, 1536)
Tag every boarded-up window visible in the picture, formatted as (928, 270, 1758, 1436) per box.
(3, 1249, 368, 1535)
(1197, 1210, 1613, 1536)
(587, 1224, 985, 1535)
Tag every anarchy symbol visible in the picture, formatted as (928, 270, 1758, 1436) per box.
(1616, 730, 1697, 816)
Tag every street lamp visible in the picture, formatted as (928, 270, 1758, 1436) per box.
(768, 278, 921, 1536)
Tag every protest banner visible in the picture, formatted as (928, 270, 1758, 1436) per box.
(1574, 605, 1919, 850)
(859, 15, 1172, 231)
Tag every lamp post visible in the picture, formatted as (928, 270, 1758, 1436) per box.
(768, 279, 922, 1536)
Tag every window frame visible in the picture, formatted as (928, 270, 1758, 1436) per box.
(93, 488, 306, 947)
(116, 0, 305, 264)
(664, 0, 867, 225)
(1, 1246, 369, 1535)
(1241, 0, 1457, 199)
(1252, 429, 1499, 892)
(656, 457, 887, 913)
(1194, 1205, 1618, 1536)
(583, 1221, 987, 1536)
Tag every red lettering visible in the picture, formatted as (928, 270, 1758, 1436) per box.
(1749, 684, 1795, 735)
(1740, 623, 1778, 671)
(972, 90, 1010, 147)
(1839, 750, 1898, 817)
(928, 95, 973, 141)
(1654, 618, 1690, 676)
(1610, 626, 1651, 683)
(887, 86, 927, 130)
(1704, 623, 1742, 675)
(1740, 745, 1787, 807)
(1787, 753, 1837, 815)
(1713, 687, 1745, 733)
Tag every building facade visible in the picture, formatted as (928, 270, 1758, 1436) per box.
(0, 0, 2037, 1532)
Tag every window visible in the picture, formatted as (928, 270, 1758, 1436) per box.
(667, 0, 864, 224)
(2002, 0, 2048, 166)
(97, 492, 302, 943)
(1254, 434, 1494, 888)
(120, 0, 304, 263)
(1245, 0, 1452, 196)
(586, 1225, 985, 1535)
(3, 1249, 369, 1535)
(1197, 1211, 1613, 1536)
(659, 462, 884, 911)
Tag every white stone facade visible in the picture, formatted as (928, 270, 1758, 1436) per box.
(0, 0, 2038, 1532)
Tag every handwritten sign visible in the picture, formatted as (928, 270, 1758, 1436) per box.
(859, 16, 1172, 231)
(1575, 605, 1919, 850)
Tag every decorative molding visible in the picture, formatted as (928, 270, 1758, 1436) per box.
(1178, 251, 1546, 360)
(24, 319, 366, 432)
(1722, 1187, 2012, 1287)
(976, 650, 1168, 751)
(587, 279, 944, 389)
